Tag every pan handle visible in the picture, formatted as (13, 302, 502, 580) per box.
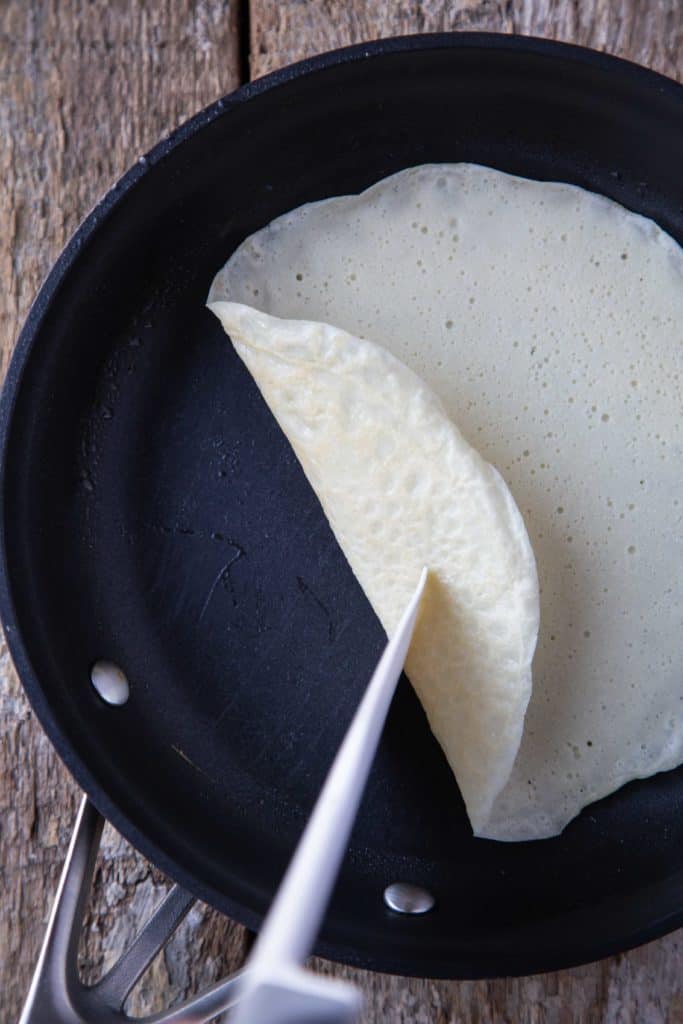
(18, 794, 244, 1024)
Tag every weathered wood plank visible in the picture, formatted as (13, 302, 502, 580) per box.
(249, 0, 681, 82)
(0, 3, 245, 1019)
(246, 2, 683, 1022)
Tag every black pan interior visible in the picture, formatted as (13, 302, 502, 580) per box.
(2, 35, 683, 977)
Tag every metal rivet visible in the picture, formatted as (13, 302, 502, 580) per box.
(383, 882, 435, 915)
(90, 661, 130, 706)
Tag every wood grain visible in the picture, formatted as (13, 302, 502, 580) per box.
(249, 0, 682, 81)
(1, 1, 682, 1022)
(0, 3, 246, 1020)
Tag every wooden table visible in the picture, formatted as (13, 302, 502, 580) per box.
(1, 3, 681, 1021)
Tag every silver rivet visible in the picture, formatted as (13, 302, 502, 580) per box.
(90, 661, 130, 706)
(383, 882, 435, 915)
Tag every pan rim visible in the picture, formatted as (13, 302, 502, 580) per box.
(1, 31, 682, 978)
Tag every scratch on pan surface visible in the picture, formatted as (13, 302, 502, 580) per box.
(296, 575, 336, 642)
(171, 745, 213, 780)
(198, 546, 245, 621)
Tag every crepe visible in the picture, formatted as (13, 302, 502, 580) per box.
(208, 300, 540, 835)
(209, 163, 683, 840)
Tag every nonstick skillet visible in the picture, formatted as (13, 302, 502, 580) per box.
(2, 34, 683, 979)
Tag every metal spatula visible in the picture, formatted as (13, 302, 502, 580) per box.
(228, 566, 428, 1024)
